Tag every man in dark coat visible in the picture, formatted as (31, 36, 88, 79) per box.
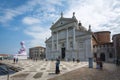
(55, 59, 60, 74)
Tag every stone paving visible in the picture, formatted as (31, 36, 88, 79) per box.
(49, 63, 120, 80)
(0, 60, 88, 80)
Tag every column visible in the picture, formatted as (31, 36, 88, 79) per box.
(65, 28, 69, 60)
(57, 32, 58, 50)
(85, 40, 87, 60)
(46, 44, 48, 59)
(52, 32, 54, 59)
(52, 32, 54, 51)
(88, 36, 93, 68)
(114, 37, 117, 64)
(66, 28, 68, 49)
(73, 27, 76, 50)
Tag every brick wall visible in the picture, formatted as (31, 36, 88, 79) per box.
(94, 31, 111, 44)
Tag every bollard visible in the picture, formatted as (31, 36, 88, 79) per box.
(6, 66, 9, 80)
(89, 58, 93, 68)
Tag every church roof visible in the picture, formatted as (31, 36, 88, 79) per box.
(45, 37, 52, 43)
(0, 54, 9, 57)
(50, 12, 78, 30)
(78, 25, 87, 31)
(29, 46, 45, 49)
(77, 21, 87, 31)
(92, 32, 99, 43)
(50, 17, 77, 30)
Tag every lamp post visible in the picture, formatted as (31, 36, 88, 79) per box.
(6, 65, 9, 80)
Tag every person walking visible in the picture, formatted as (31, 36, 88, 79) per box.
(99, 58, 103, 69)
(96, 57, 100, 69)
(55, 58, 60, 74)
(13, 58, 16, 64)
(16, 58, 18, 63)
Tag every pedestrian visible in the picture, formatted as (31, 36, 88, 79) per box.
(13, 58, 16, 64)
(73, 58, 75, 62)
(55, 58, 60, 74)
(36, 58, 37, 62)
(16, 58, 18, 63)
(99, 58, 103, 69)
(77, 59, 80, 63)
(96, 58, 100, 69)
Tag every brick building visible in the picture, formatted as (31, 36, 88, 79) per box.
(29, 46, 46, 60)
(112, 34, 120, 62)
(93, 31, 115, 63)
(94, 31, 111, 44)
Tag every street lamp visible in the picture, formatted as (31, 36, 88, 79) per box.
(6, 65, 9, 80)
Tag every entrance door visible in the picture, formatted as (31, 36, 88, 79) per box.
(100, 53, 105, 61)
(61, 48, 65, 59)
(94, 53, 97, 58)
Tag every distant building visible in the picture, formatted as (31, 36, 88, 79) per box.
(112, 33, 120, 62)
(0, 54, 10, 60)
(93, 31, 115, 63)
(29, 46, 46, 60)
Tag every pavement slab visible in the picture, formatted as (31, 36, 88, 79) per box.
(0, 60, 88, 80)
(48, 63, 120, 80)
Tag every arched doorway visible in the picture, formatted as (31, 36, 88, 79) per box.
(100, 53, 105, 61)
(94, 53, 97, 58)
(61, 48, 65, 59)
(61, 43, 66, 59)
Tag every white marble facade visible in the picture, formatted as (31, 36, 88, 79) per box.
(45, 12, 93, 61)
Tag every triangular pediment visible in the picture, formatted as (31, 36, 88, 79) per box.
(50, 17, 77, 30)
(45, 37, 52, 43)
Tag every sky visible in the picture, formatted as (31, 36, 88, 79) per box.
(0, 0, 120, 55)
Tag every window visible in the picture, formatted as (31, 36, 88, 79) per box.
(109, 53, 113, 58)
(79, 42, 83, 48)
(70, 42, 73, 48)
(62, 43, 65, 47)
(55, 44, 57, 49)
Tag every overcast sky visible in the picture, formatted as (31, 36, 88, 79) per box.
(0, 0, 120, 54)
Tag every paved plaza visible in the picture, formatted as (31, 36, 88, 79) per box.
(49, 63, 120, 80)
(0, 60, 88, 80)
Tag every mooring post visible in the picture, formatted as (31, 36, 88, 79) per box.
(6, 65, 9, 80)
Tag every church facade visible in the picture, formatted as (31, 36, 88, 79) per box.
(45, 12, 93, 61)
